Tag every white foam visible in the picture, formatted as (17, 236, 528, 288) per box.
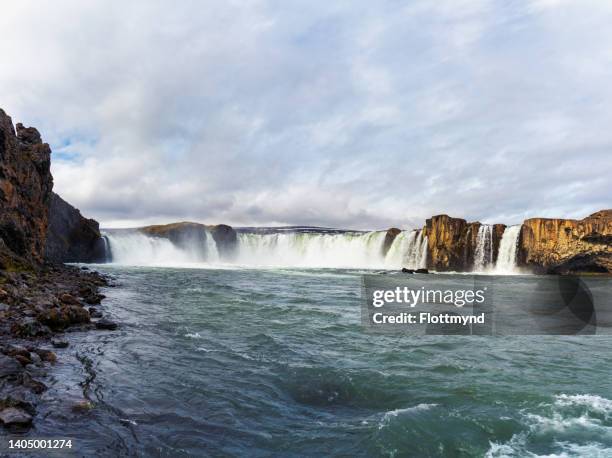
(378, 403, 438, 429)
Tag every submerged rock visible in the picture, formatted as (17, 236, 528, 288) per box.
(72, 399, 94, 413)
(51, 339, 69, 349)
(0, 407, 33, 427)
(95, 319, 118, 330)
(88, 307, 103, 318)
(0, 354, 23, 378)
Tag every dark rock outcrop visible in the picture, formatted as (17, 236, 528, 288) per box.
(0, 110, 53, 267)
(0, 109, 110, 432)
(141, 222, 207, 258)
(210, 224, 238, 259)
(382, 228, 401, 257)
(45, 193, 106, 263)
(139, 221, 238, 260)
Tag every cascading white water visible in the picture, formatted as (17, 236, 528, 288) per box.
(103, 231, 202, 265)
(205, 230, 219, 263)
(384, 230, 428, 269)
(102, 235, 110, 262)
(495, 225, 521, 274)
(473, 224, 493, 271)
(102, 228, 432, 270)
(234, 231, 389, 268)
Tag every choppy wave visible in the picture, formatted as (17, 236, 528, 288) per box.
(487, 393, 612, 457)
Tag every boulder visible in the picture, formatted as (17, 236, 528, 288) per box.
(210, 224, 238, 259)
(0, 354, 23, 378)
(11, 317, 51, 337)
(37, 305, 90, 330)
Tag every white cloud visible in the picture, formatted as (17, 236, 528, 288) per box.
(1, 0, 611, 229)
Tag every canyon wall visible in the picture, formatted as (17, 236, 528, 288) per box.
(404, 210, 611, 274)
(421, 216, 505, 271)
(0, 108, 105, 268)
(0, 109, 53, 268)
(519, 210, 612, 274)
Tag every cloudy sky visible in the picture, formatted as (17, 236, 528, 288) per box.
(1, 0, 611, 229)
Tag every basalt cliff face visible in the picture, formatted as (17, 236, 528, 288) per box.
(45, 193, 107, 263)
(0, 109, 53, 268)
(404, 210, 611, 274)
(421, 215, 505, 271)
(519, 210, 612, 274)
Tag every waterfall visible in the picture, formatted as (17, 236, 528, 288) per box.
(205, 230, 219, 263)
(495, 225, 521, 273)
(473, 224, 493, 271)
(102, 231, 201, 266)
(384, 230, 428, 269)
(234, 231, 388, 268)
(102, 235, 112, 262)
(102, 228, 431, 269)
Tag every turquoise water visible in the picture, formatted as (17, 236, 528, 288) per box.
(25, 267, 612, 457)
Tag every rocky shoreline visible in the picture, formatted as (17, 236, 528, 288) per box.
(0, 264, 117, 431)
(0, 107, 120, 432)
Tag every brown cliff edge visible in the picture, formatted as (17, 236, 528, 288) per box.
(386, 211, 611, 274)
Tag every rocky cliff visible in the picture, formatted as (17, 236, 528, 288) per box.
(45, 193, 106, 263)
(0, 109, 105, 266)
(421, 215, 506, 271)
(519, 210, 612, 274)
(139, 222, 238, 260)
(0, 110, 53, 268)
(382, 228, 401, 256)
(397, 210, 611, 274)
(210, 224, 238, 259)
(0, 109, 111, 432)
